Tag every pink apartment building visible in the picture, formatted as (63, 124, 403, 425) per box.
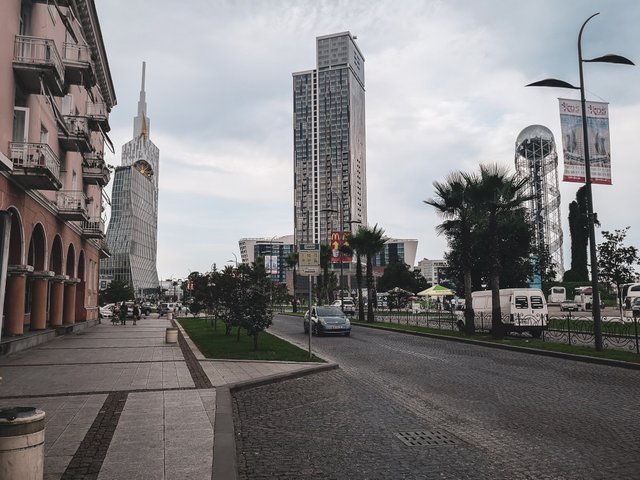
(0, 0, 115, 343)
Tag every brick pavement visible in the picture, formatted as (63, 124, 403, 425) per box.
(0, 316, 326, 479)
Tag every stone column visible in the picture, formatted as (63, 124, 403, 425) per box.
(63, 278, 79, 325)
(49, 275, 68, 328)
(4, 265, 34, 336)
(29, 271, 54, 330)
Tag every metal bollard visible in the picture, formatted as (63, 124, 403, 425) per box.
(0, 407, 45, 480)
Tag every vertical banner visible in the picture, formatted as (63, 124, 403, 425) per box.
(264, 255, 279, 275)
(558, 98, 611, 184)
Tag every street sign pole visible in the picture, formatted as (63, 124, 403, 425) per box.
(299, 243, 320, 359)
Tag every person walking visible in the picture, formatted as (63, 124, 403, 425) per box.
(132, 302, 140, 326)
(119, 301, 128, 325)
(112, 304, 120, 326)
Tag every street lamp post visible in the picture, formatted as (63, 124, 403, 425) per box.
(526, 12, 634, 351)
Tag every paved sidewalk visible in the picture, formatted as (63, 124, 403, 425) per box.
(0, 316, 326, 479)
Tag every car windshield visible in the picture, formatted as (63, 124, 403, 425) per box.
(316, 306, 345, 316)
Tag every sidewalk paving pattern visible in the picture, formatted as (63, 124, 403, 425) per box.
(0, 317, 321, 479)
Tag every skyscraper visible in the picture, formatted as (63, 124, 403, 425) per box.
(101, 62, 159, 297)
(293, 32, 367, 246)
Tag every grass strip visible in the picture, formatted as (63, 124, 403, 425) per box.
(179, 317, 323, 362)
(352, 320, 640, 364)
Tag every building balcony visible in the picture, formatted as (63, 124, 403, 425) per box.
(13, 35, 64, 96)
(59, 115, 92, 153)
(82, 152, 110, 186)
(56, 190, 88, 222)
(8, 142, 62, 190)
(86, 101, 110, 132)
(62, 42, 95, 87)
(82, 217, 105, 239)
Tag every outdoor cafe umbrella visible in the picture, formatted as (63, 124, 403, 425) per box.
(417, 284, 455, 297)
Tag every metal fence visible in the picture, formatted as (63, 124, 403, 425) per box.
(376, 309, 640, 355)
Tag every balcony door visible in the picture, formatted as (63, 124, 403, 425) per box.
(12, 107, 29, 143)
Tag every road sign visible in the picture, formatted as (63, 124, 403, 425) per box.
(299, 243, 320, 276)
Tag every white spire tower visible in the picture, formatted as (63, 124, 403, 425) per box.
(133, 61, 150, 138)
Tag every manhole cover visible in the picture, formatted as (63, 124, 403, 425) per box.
(395, 430, 457, 447)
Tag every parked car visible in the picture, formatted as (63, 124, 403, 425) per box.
(560, 300, 580, 312)
(99, 305, 113, 319)
(331, 298, 356, 315)
(304, 305, 351, 336)
(158, 303, 177, 316)
(632, 298, 640, 317)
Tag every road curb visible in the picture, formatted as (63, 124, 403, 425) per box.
(353, 321, 640, 370)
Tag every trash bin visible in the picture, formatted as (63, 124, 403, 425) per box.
(167, 311, 173, 321)
(166, 327, 178, 344)
(0, 407, 45, 480)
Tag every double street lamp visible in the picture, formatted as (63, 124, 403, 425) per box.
(526, 13, 634, 351)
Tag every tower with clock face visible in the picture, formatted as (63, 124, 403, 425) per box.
(101, 62, 160, 297)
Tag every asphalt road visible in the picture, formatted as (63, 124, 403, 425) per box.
(233, 314, 640, 479)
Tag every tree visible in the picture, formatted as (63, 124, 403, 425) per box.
(471, 164, 533, 339)
(285, 251, 299, 312)
(100, 279, 134, 305)
(349, 229, 367, 322)
(425, 171, 478, 334)
(597, 227, 639, 317)
(358, 224, 387, 322)
(378, 261, 416, 293)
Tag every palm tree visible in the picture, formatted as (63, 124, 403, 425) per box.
(349, 230, 367, 322)
(425, 170, 478, 334)
(285, 251, 299, 312)
(359, 224, 388, 322)
(472, 164, 534, 339)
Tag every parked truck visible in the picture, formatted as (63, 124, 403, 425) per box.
(470, 288, 548, 338)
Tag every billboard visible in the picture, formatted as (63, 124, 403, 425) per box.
(558, 98, 611, 185)
(330, 232, 352, 264)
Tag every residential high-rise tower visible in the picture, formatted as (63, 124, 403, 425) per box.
(293, 32, 367, 246)
(101, 62, 159, 297)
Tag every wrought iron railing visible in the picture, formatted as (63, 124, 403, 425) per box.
(374, 309, 640, 354)
(9, 142, 61, 180)
(82, 217, 104, 235)
(83, 151, 105, 168)
(14, 35, 64, 82)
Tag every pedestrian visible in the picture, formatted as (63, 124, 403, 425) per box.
(625, 297, 631, 311)
(112, 304, 119, 325)
(119, 301, 128, 325)
(132, 302, 140, 325)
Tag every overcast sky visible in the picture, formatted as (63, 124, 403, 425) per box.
(95, 0, 640, 281)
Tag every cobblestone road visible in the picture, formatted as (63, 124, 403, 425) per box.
(233, 315, 640, 479)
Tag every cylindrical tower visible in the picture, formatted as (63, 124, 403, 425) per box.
(515, 125, 564, 279)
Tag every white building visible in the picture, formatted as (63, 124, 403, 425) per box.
(417, 258, 447, 284)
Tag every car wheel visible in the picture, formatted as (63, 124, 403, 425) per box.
(313, 324, 320, 336)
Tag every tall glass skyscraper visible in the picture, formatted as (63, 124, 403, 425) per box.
(293, 32, 367, 246)
(101, 62, 159, 297)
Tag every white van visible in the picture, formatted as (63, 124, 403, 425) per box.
(471, 288, 548, 338)
(548, 286, 566, 303)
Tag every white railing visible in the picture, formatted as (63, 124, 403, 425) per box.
(62, 115, 90, 138)
(14, 35, 64, 83)
(86, 101, 107, 120)
(82, 217, 105, 235)
(56, 190, 87, 212)
(9, 142, 61, 180)
(62, 42, 91, 65)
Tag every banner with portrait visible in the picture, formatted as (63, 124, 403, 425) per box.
(558, 98, 611, 185)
